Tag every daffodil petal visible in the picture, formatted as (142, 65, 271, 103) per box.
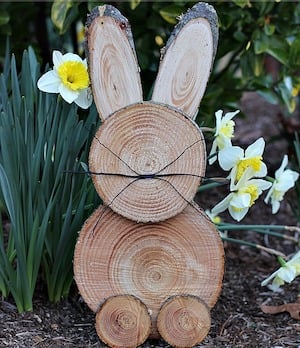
(37, 71, 60, 93)
(275, 155, 288, 179)
(218, 146, 243, 171)
(269, 277, 285, 292)
(256, 162, 268, 177)
(271, 200, 280, 214)
(208, 140, 218, 165)
(277, 264, 296, 283)
(75, 88, 93, 109)
(231, 193, 251, 208)
(62, 52, 83, 62)
(245, 137, 265, 157)
(228, 205, 248, 221)
(53, 50, 64, 68)
(211, 193, 233, 215)
(58, 84, 79, 103)
(249, 178, 272, 191)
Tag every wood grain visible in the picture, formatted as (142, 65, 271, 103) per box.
(95, 295, 151, 348)
(157, 295, 211, 347)
(86, 5, 143, 120)
(152, 2, 218, 119)
(89, 101, 206, 222)
(73, 204, 224, 338)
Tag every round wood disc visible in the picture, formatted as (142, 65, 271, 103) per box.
(157, 295, 211, 347)
(74, 204, 224, 338)
(95, 295, 151, 348)
(89, 101, 206, 222)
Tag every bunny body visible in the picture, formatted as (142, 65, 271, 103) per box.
(74, 3, 224, 347)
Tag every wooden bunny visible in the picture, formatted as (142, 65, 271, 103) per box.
(74, 3, 224, 347)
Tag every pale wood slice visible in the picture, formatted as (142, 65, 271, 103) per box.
(86, 5, 143, 120)
(73, 204, 224, 338)
(89, 101, 206, 222)
(95, 295, 151, 348)
(151, 2, 218, 120)
(157, 295, 211, 347)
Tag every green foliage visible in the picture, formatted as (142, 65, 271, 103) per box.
(0, 46, 99, 311)
(48, 1, 300, 120)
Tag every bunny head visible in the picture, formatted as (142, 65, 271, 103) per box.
(86, 3, 218, 223)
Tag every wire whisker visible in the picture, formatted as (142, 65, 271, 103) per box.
(66, 169, 205, 180)
(92, 133, 139, 175)
(156, 139, 204, 174)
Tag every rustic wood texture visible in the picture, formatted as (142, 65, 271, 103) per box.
(157, 295, 211, 347)
(95, 295, 151, 348)
(89, 101, 206, 222)
(86, 5, 143, 120)
(151, 2, 218, 119)
(73, 204, 224, 339)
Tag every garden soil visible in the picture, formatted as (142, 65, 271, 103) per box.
(0, 92, 299, 347)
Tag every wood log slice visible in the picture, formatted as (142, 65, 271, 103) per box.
(157, 295, 211, 347)
(152, 2, 218, 120)
(89, 101, 206, 223)
(73, 204, 224, 338)
(86, 5, 143, 120)
(95, 295, 151, 348)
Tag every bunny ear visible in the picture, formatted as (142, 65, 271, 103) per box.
(151, 2, 218, 120)
(86, 5, 143, 120)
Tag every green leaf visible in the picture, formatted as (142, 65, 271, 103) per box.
(0, 10, 9, 26)
(159, 5, 184, 24)
(257, 89, 278, 105)
(130, 0, 141, 10)
(254, 33, 289, 65)
(233, 0, 251, 9)
(264, 23, 275, 36)
(51, 0, 78, 34)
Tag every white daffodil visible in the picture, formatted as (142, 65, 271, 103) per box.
(264, 155, 299, 214)
(218, 137, 268, 187)
(211, 169, 272, 221)
(208, 109, 240, 165)
(37, 50, 92, 109)
(261, 251, 300, 291)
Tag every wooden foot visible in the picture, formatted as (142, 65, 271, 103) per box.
(95, 295, 151, 348)
(157, 295, 211, 347)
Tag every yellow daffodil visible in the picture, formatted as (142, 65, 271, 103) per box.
(211, 169, 271, 221)
(264, 155, 299, 214)
(261, 251, 300, 291)
(218, 137, 268, 187)
(208, 109, 240, 165)
(205, 209, 222, 224)
(37, 50, 92, 109)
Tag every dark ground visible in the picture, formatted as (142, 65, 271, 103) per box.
(0, 93, 299, 347)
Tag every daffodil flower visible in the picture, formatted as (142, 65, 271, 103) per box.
(208, 109, 240, 165)
(37, 50, 92, 109)
(218, 137, 268, 187)
(211, 169, 272, 221)
(264, 155, 299, 214)
(261, 251, 300, 291)
(205, 209, 222, 224)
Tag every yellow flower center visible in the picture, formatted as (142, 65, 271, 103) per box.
(220, 120, 235, 138)
(236, 156, 262, 181)
(241, 184, 259, 206)
(212, 215, 222, 224)
(57, 61, 89, 91)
